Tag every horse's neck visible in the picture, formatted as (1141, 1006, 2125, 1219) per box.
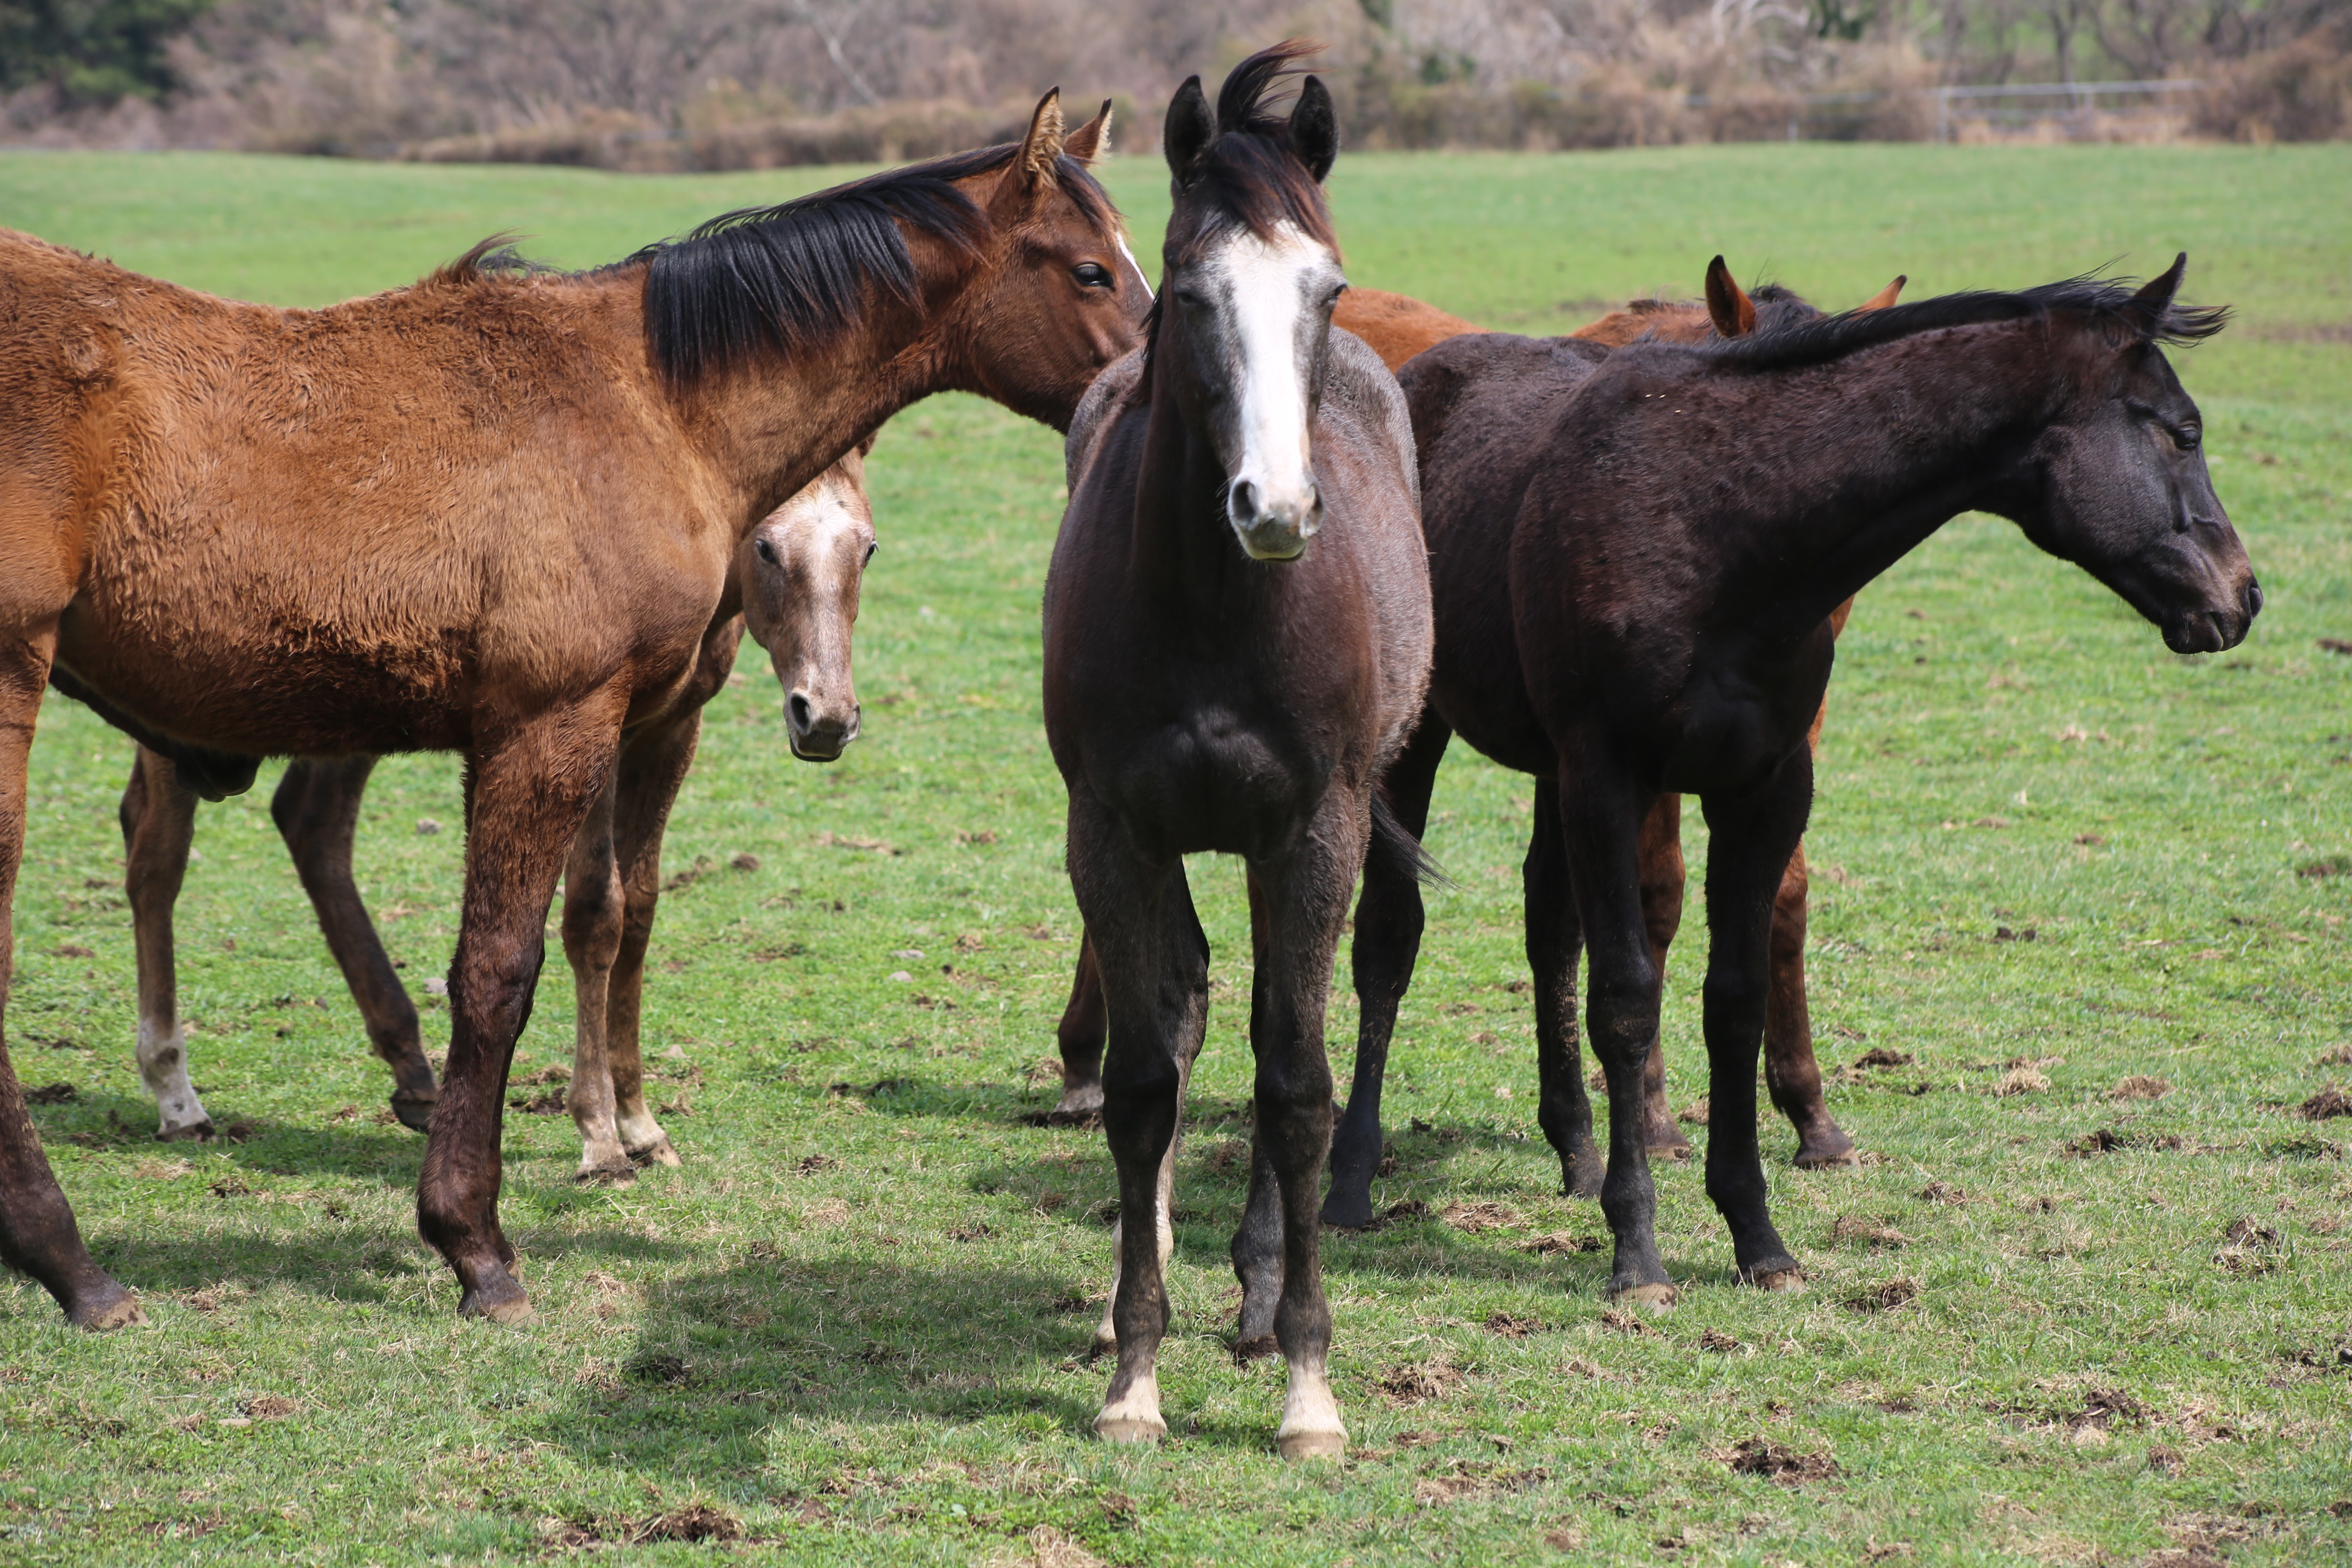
(1720, 332, 2056, 634)
(1125, 352, 1245, 611)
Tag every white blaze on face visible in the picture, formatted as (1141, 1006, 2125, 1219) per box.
(743, 462, 873, 760)
(1200, 221, 1339, 560)
(1115, 232, 1154, 301)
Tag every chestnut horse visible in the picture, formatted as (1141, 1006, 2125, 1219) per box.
(1363, 257, 2254, 1307)
(108, 451, 876, 1181)
(0, 95, 1148, 1327)
(1043, 45, 1430, 1458)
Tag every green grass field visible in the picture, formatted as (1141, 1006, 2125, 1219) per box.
(1, 143, 2348, 1566)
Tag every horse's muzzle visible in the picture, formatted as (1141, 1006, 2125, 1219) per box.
(1229, 477, 1321, 562)
(788, 692, 861, 762)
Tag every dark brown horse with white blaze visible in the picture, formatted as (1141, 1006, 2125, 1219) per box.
(0, 95, 1148, 1329)
(1043, 45, 1431, 1459)
(1358, 256, 2254, 1308)
(111, 450, 875, 1186)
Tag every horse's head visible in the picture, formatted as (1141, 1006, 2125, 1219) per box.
(2020, 256, 2258, 655)
(942, 94, 1152, 432)
(740, 443, 876, 762)
(1157, 41, 1345, 563)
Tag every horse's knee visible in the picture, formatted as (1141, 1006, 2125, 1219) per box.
(561, 875, 625, 970)
(1702, 970, 1768, 1040)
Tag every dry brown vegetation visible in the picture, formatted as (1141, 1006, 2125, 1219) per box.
(4, 0, 2344, 158)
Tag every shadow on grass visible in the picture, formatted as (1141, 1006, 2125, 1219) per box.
(532, 1254, 1106, 1467)
(30, 1090, 432, 1189)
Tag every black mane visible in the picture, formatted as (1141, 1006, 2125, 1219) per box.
(630, 143, 1118, 386)
(1701, 272, 2229, 372)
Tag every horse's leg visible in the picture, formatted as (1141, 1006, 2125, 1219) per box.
(1556, 753, 1674, 1307)
(1764, 839, 1854, 1167)
(605, 710, 704, 1169)
(1068, 791, 1195, 1444)
(1322, 712, 1449, 1229)
(1527, 778, 1601, 1199)
(1094, 882, 1205, 1359)
(121, 749, 210, 1141)
(272, 757, 438, 1133)
(1241, 795, 1363, 1461)
(1698, 760, 1811, 1291)
(0, 639, 142, 1327)
(416, 696, 624, 1321)
(1049, 931, 1107, 1124)
(560, 773, 632, 1184)
(1635, 793, 1693, 1158)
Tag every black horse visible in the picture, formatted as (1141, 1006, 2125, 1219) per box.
(1041, 43, 1431, 1458)
(1348, 257, 2255, 1307)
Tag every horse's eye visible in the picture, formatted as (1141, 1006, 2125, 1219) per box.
(755, 537, 778, 566)
(2176, 426, 2201, 452)
(862, 541, 878, 566)
(1074, 263, 1114, 290)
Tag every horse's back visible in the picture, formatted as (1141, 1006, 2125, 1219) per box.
(1332, 288, 1480, 373)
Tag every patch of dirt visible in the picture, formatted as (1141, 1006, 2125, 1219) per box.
(1677, 1098, 1710, 1126)
(1717, 1436, 1839, 1484)
(2112, 1075, 2174, 1100)
(1844, 1278, 1920, 1313)
(2214, 1216, 2284, 1275)
(1698, 1329, 1744, 1353)
(1522, 1232, 1606, 1256)
(1443, 1200, 1522, 1233)
(803, 1198, 851, 1227)
(2147, 1443, 2185, 1476)
(984, 1525, 1104, 1568)
(947, 1223, 991, 1243)
(795, 1153, 838, 1176)
(508, 1089, 566, 1115)
(208, 1176, 255, 1199)
(1411, 1462, 1548, 1506)
(1829, 1215, 1911, 1249)
(1920, 1181, 1967, 1205)
(1204, 1139, 1249, 1176)
(2299, 1084, 2352, 1120)
(2072, 1387, 2146, 1431)
(1854, 1048, 1915, 1069)
(627, 1353, 693, 1385)
(1991, 1067, 2050, 1097)
(1376, 1357, 1464, 1405)
(23, 1083, 77, 1105)
(1484, 1312, 1542, 1339)
(240, 1395, 299, 1421)
(1599, 1309, 1661, 1337)
(2071, 1126, 2187, 1156)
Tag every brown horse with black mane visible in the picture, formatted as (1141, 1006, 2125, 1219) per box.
(1045, 44, 1430, 1457)
(1359, 256, 2254, 1307)
(0, 94, 1147, 1327)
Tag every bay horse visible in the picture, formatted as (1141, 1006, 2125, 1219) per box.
(1359, 256, 2254, 1307)
(0, 94, 1149, 1328)
(109, 450, 873, 1182)
(1042, 45, 1430, 1457)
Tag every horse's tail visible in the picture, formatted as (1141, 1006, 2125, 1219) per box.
(1368, 792, 1446, 890)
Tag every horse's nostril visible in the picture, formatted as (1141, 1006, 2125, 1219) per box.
(788, 693, 813, 734)
(1229, 480, 1259, 524)
(2246, 581, 2265, 619)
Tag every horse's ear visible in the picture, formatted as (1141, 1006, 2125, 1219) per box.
(1290, 75, 1338, 183)
(2125, 252, 2189, 338)
(1704, 255, 1757, 337)
(1859, 274, 1907, 312)
(993, 89, 1065, 218)
(1064, 98, 1113, 164)
(1165, 76, 1214, 185)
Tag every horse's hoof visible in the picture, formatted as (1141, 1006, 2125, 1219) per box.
(1042, 1082, 1104, 1127)
(1094, 1412, 1166, 1445)
(1610, 1281, 1678, 1312)
(156, 1120, 214, 1144)
(1232, 1333, 1280, 1364)
(1090, 1324, 1119, 1359)
(1277, 1428, 1346, 1461)
(1792, 1135, 1860, 1170)
(457, 1278, 535, 1324)
(1744, 1266, 1806, 1292)
(627, 1138, 682, 1169)
(575, 1159, 636, 1187)
(67, 1285, 147, 1332)
(1319, 1190, 1375, 1231)
(1646, 1134, 1693, 1162)
(390, 1091, 437, 1135)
